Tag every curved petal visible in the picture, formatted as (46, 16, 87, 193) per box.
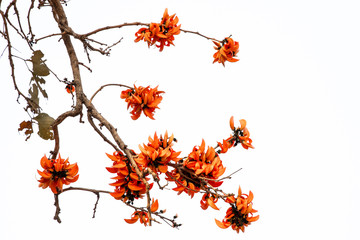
(215, 219, 229, 229)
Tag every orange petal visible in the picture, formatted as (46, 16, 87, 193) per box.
(238, 186, 242, 196)
(106, 153, 119, 161)
(150, 199, 159, 212)
(248, 191, 254, 203)
(229, 116, 235, 130)
(66, 174, 79, 183)
(110, 188, 125, 199)
(239, 119, 247, 130)
(40, 155, 49, 169)
(37, 170, 51, 179)
(207, 199, 219, 210)
(215, 219, 229, 229)
(158, 164, 168, 173)
(130, 172, 140, 181)
(128, 181, 144, 191)
(199, 139, 206, 153)
(66, 163, 79, 176)
(124, 215, 139, 224)
(247, 215, 260, 222)
(213, 41, 221, 48)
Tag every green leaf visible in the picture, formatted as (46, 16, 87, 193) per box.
(33, 113, 55, 140)
(31, 50, 50, 77)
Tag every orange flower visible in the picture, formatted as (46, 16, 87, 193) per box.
(217, 138, 234, 154)
(37, 154, 79, 194)
(200, 193, 219, 210)
(166, 139, 225, 198)
(106, 151, 153, 202)
(65, 84, 75, 93)
(135, 27, 152, 44)
(213, 37, 239, 66)
(185, 139, 226, 183)
(123, 198, 159, 226)
(165, 169, 200, 198)
(124, 210, 150, 226)
(229, 116, 254, 149)
(137, 131, 181, 174)
(120, 85, 164, 120)
(134, 8, 181, 51)
(215, 186, 259, 233)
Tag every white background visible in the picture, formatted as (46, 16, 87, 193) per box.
(1, 0, 359, 239)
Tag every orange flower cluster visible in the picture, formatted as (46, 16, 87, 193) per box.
(215, 187, 259, 233)
(135, 8, 181, 51)
(213, 37, 239, 66)
(37, 155, 79, 194)
(106, 151, 153, 202)
(124, 199, 159, 226)
(166, 139, 225, 198)
(137, 131, 181, 174)
(200, 193, 219, 210)
(120, 85, 164, 120)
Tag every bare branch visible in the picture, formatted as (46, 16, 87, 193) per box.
(1, 10, 40, 112)
(87, 111, 120, 152)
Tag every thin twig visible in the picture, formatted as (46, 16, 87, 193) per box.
(89, 83, 133, 103)
(181, 29, 221, 42)
(35, 32, 64, 43)
(82, 22, 149, 38)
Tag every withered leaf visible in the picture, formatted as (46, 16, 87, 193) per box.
(28, 83, 40, 112)
(33, 75, 46, 85)
(18, 120, 33, 141)
(31, 50, 50, 77)
(33, 113, 55, 140)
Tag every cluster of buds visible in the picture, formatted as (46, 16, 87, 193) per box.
(120, 85, 164, 120)
(135, 8, 181, 51)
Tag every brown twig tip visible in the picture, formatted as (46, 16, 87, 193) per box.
(89, 83, 133, 103)
(93, 192, 100, 218)
(53, 193, 62, 223)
